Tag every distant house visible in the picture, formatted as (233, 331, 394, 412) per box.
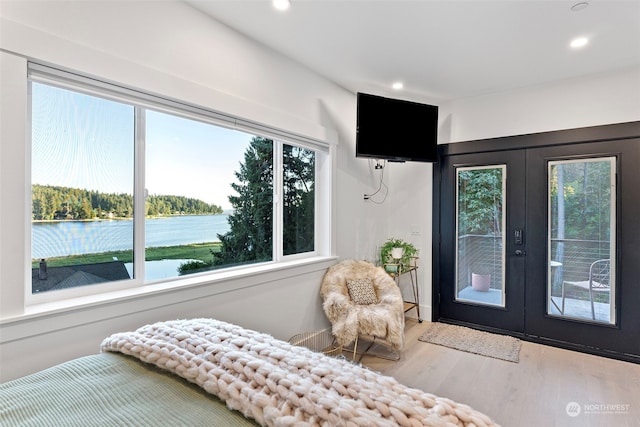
(32, 261, 131, 293)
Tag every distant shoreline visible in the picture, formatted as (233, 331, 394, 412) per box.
(32, 212, 228, 224)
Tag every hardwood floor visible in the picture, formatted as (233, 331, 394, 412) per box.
(358, 319, 640, 427)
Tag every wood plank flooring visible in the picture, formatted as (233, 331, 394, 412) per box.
(359, 319, 640, 427)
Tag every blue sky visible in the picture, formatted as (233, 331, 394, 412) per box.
(32, 82, 252, 210)
(146, 110, 250, 210)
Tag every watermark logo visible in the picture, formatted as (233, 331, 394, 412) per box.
(583, 403, 630, 416)
(566, 402, 581, 417)
(565, 401, 630, 417)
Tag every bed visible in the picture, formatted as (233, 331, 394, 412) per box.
(0, 318, 499, 426)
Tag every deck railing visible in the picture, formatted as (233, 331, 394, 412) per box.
(550, 238, 610, 281)
(457, 234, 503, 290)
(457, 235, 610, 294)
(550, 238, 610, 300)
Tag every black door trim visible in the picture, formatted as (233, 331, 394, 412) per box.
(439, 121, 640, 156)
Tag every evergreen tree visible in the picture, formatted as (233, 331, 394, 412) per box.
(282, 144, 315, 255)
(457, 168, 503, 235)
(214, 137, 273, 266)
(550, 161, 611, 240)
(78, 197, 94, 219)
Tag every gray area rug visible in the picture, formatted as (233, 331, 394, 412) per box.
(418, 323, 521, 363)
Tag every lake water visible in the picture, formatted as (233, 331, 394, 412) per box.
(32, 214, 230, 259)
(124, 259, 197, 281)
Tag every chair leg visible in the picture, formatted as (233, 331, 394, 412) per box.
(353, 335, 358, 361)
(589, 289, 595, 320)
(561, 281, 566, 315)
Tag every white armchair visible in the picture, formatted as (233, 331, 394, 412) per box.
(320, 259, 405, 359)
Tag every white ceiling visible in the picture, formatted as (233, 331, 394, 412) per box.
(185, 0, 640, 103)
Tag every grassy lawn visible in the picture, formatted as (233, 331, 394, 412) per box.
(32, 242, 221, 268)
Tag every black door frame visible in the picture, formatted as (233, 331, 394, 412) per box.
(432, 121, 640, 363)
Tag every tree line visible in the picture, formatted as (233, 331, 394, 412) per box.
(32, 184, 223, 220)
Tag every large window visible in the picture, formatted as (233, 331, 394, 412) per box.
(30, 65, 320, 298)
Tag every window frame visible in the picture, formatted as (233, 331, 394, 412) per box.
(26, 62, 328, 306)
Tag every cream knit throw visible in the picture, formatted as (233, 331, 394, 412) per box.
(101, 318, 498, 427)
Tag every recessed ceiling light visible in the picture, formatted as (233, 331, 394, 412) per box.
(570, 37, 589, 49)
(392, 82, 404, 90)
(273, 0, 290, 11)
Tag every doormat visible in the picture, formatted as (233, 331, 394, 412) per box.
(418, 323, 521, 363)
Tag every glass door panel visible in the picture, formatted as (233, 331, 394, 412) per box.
(455, 165, 506, 307)
(547, 158, 616, 324)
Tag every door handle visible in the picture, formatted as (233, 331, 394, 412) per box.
(515, 249, 526, 256)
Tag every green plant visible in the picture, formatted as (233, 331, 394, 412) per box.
(379, 238, 418, 269)
(177, 259, 212, 274)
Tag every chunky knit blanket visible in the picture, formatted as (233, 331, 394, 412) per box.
(101, 318, 498, 427)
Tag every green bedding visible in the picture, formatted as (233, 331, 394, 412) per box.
(0, 352, 258, 426)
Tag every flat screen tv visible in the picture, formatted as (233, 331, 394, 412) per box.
(356, 92, 438, 163)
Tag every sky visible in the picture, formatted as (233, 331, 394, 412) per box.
(146, 110, 250, 210)
(31, 82, 253, 210)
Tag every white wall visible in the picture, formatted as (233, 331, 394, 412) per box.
(442, 66, 640, 143)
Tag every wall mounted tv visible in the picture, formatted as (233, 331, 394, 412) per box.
(356, 92, 438, 163)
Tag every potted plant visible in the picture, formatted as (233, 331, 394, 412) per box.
(379, 238, 418, 272)
(471, 271, 491, 292)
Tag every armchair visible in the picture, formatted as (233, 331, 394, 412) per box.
(320, 259, 405, 359)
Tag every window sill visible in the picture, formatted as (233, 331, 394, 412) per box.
(0, 256, 337, 342)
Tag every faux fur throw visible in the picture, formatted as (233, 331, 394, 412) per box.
(101, 318, 498, 427)
(321, 260, 405, 350)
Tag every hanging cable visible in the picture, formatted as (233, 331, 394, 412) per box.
(364, 160, 389, 203)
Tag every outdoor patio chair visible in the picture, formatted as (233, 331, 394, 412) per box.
(561, 259, 611, 320)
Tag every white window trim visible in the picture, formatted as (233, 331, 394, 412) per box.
(23, 62, 331, 308)
(273, 141, 284, 261)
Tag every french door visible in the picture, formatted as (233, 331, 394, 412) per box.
(438, 150, 526, 332)
(435, 123, 640, 361)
